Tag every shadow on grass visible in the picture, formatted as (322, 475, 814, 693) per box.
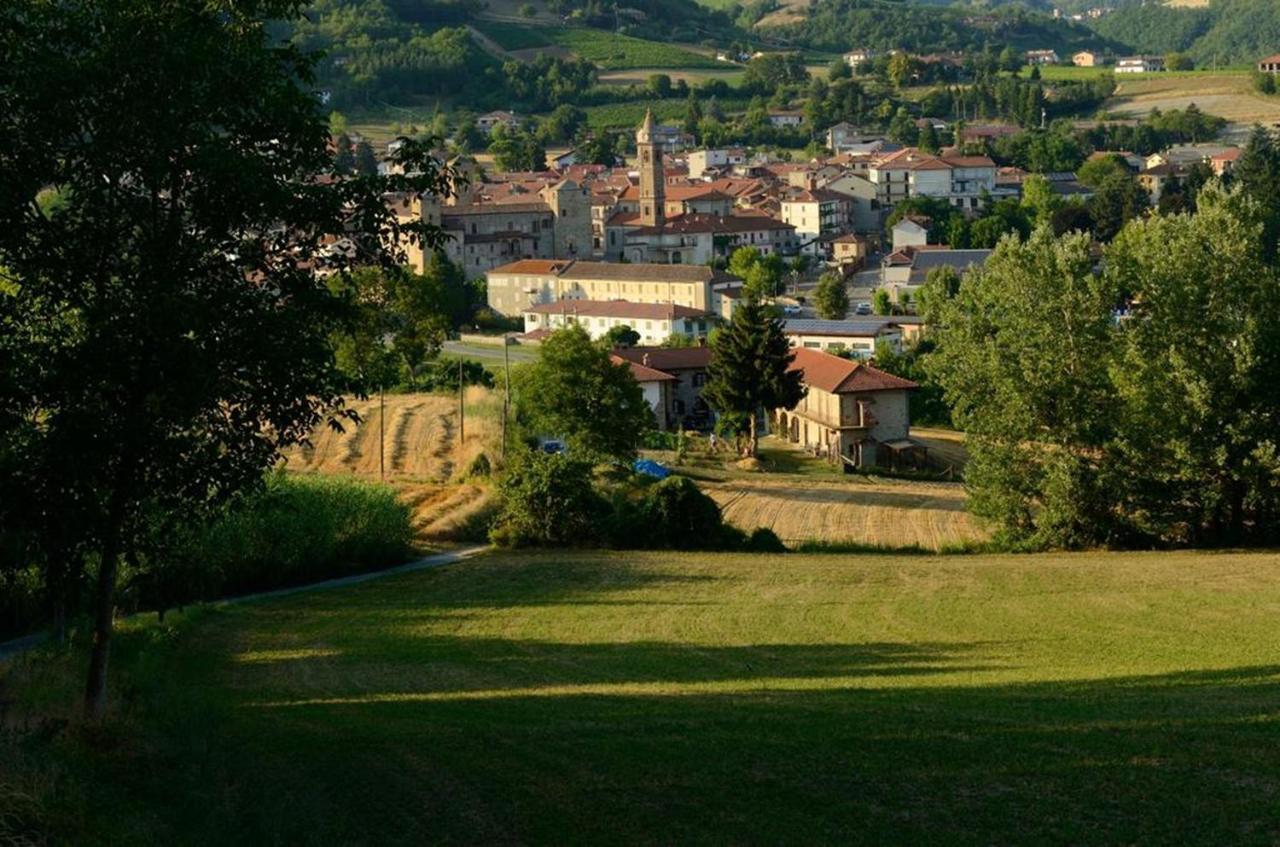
(205, 663, 1280, 846)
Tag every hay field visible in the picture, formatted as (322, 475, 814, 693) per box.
(704, 475, 987, 550)
(1107, 72, 1280, 133)
(281, 389, 501, 545)
(913, 427, 968, 473)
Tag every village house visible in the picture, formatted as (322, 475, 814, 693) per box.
(523, 300, 711, 347)
(831, 233, 870, 269)
(867, 148, 997, 210)
(1258, 53, 1280, 74)
(1073, 50, 1105, 67)
(476, 110, 522, 133)
(842, 49, 877, 68)
(1025, 49, 1060, 65)
(782, 318, 904, 358)
(611, 354, 677, 430)
(881, 246, 992, 304)
(1115, 56, 1164, 74)
(613, 346, 715, 430)
(891, 217, 930, 250)
(780, 187, 852, 256)
(825, 123, 883, 153)
(687, 148, 747, 179)
(772, 347, 923, 470)
(767, 111, 805, 128)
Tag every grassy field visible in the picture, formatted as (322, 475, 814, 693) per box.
(490, 27, 721, 70)
(7, 547, 1280, 843)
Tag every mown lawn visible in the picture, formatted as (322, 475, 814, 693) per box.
(5, 549, 1280, 844)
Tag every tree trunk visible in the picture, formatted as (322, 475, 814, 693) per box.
(83, 524, 122, 721)
(747, 409, 758, 457)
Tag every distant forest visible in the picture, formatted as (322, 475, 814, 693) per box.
(1088, 0, 1280, 66)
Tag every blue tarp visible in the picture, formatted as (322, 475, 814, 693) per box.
(632, 458, 670, 479)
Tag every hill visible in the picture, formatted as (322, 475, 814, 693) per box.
(8, 547, 1280, 842)
(1089, 0, 1280, 66)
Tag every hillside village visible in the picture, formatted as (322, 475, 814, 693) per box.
(9, 1, 1280, 843)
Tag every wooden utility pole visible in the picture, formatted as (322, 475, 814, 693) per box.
(379, 386, 385, 481)
(457, 357, 465, 447)
(502, 335, 511, 463)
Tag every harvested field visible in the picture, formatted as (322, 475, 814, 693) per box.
(703, 475, 988, 550)
(281, 390, 502, 547)
(1106, 72, 1280, 135)
(913, 427, 968, 474)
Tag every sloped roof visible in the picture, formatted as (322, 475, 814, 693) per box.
(557, 262, 719, 283)
(525, 299, 708, 320)
(786, 347, 918, 394)
(610, 353, 677, 383)
(613, 346, 713, 370)
(783, 319, 901, 338)
(489, 259, 574, 275)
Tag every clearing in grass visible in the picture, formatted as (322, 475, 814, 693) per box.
(6, 547, 1280, 843)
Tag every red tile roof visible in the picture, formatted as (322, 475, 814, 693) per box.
(787, 347, 917, 394)
(610, 354, 677, 382)
(489, 259, 574, 275)
(613, 346, 712, 370)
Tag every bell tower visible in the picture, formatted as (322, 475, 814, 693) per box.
(636, 108, 665, 228)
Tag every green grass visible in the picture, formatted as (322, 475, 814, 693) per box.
(542, 27, 721, 70)
(6, 548, 1280, 843)
(473, 21, 553, 51)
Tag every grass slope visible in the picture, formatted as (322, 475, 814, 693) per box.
(475, 22, 720, 69)
(8, 549, 1280, 843)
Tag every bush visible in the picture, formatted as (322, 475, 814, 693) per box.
(745, 527, 787, 553)
(133, 473, 414, 611)
(490, 451, 605, 547)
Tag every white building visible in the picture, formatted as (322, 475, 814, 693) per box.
(783, 318, 904, 358)
(523, 300, 712, 346)
(1116, 56, 1164, 74)
(867, 148, 997, 211)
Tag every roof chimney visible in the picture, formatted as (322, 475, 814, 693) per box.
(642, 353, 651, 367)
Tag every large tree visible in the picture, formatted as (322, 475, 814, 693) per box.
(812, 271, 850, 320)
(926, 228, 1125, 547)
(0, 0, 451, 718)
(513, 325, 652, 463)
(703, 296, 805, 456)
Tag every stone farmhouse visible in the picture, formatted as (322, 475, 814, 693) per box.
(772, 348, 924, 471)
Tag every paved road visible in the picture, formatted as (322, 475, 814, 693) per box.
(0, 545, 490, 660)
(444, 340, 537, 364)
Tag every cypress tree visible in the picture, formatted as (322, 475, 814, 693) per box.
(703, 296, 806, 456)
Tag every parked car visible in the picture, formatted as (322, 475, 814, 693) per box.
(782, 303, 802, 316)
(854, 302, 872, 315)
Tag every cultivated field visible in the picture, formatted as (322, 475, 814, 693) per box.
(1106, 71, 1280, 134)
(10, 547, 1280, 843)
(704, 474, 986, 549)
(280, 389, 501, 545)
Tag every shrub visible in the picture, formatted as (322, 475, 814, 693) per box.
(638, 477, 724, 549)
(133, 473, 413, 611)
(745, 527, 787, 553)
(490, 451, 605, 547)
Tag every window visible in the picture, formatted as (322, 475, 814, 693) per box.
(693, 372, 707, 387)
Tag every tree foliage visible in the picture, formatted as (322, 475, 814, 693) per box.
(812, 271, 850, 320)
(928, 192, 1280, 549)
(513, 324, 652, 463)
(703, 296, 805, 455)
(0, 0, 452, 717)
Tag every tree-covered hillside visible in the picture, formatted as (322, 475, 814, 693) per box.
(763, 0, 1122, 55)
(1089, 0, 1280, 66)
